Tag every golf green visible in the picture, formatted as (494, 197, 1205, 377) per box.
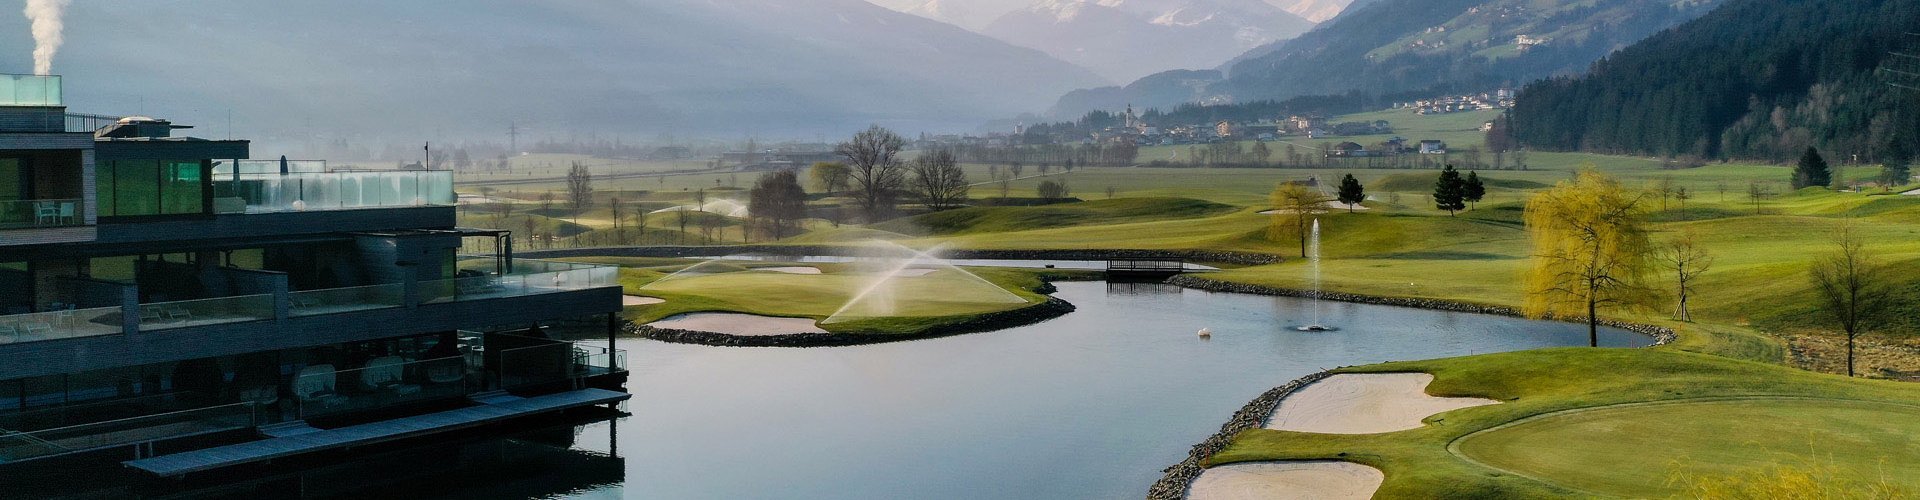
(1453, 398, 1920, 497)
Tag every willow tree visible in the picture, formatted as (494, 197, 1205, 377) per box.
(1269, 182, 1330, 258)
(1524, 169, 1657, 347)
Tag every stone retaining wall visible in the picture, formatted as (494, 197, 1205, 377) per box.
(1146, 275, 1681, 499)
(1164, 275, 1677, 346)
(628, 297, 1076, 347)
(1145, 370, 1337, 500)
(520, 246, 1282, 266)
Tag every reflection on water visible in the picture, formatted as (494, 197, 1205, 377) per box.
(4, 282, 1644, 500)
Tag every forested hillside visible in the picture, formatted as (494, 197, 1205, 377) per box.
(1219, 0, 1721, 102)
(1509, 0, 1920, 162)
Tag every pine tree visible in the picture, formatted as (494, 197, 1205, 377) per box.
(1464, 171, 1487, 210)
(1434, 165, 1467, 216)
(1336, 174, 1365, 213)
(1793, 147, 1831, 189)
(1880, 161, 1911, 191)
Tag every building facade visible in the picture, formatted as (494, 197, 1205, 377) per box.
(0, 74, 627, 473)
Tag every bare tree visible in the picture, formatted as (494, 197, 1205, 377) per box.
(909, 148, 970, 211)
(608, 197, 625, 244)
(835, 125, 907, 222)
(1810, 222, 1896, 377)
(693, 188, 713, 244)
(565, 162, 593, 221)
(1658, 230, 1713, 322)
(748, 170, 809, 240)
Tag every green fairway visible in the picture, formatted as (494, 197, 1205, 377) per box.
(610, 262, 1060, 334)
(1454, 398, 1920, 497)
(1209, 349, 1920, 497)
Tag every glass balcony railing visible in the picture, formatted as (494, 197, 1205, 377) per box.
(288, 283, 406, 317)
(0, 401, 254, 463)
(426, 260, 618, 305)
(0, 259, 616, 346)
(293, 356, 472, 420)
(496, 342, 626, 390)
(0, 199, 84, 230)
(212, 170, 454, 214)
(0, 305, 124, 344)
(0, 74, 61, 107)
(136, 294, 275, 331)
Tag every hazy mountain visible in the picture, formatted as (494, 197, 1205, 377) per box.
(982, 0, 1315, 83)
(876, 0, 1033, 30)
(1270, 0, 1353, 22)
(1048, 69, 1230, 118)
(1218, 0, 1727, 102)
(0, 0, 1105, 146)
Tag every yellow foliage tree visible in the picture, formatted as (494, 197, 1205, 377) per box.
(1523, 168, 1658, 347)
(1268, 182, 1331, 258)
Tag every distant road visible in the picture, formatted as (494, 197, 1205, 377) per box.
(456, 167, 729, 187)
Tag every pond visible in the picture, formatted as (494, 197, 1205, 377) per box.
(18, 279, 1643, 499)
(446, 280, 1646, 499)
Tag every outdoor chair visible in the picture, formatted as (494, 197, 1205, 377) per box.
(293, 364, 348, 411)
(163, 306, 192, 322)
(139, 307, 163, 323)
(360, 356, 422, 396)
(33, 202, 58, 226)
(56, 203, 73, 225)
(21, 320, 53, 337)
(426, 361, 466, 385)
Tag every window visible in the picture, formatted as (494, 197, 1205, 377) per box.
(0, 158, 21, 201)
(100, 159, 208, 217)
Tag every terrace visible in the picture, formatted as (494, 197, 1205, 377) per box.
(211, 160, 454, 214)
(0, 259, 618, 346)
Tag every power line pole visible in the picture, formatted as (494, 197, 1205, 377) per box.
(509, 121, 521, 153)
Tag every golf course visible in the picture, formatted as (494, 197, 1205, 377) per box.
(466, 105, 1920, 498)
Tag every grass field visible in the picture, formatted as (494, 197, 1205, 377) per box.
(498, 107, 1920, 494)
(1209, 350, 1920, 497)
(598, 260, 1063, 334)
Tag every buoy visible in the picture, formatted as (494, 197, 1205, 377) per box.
(1197, 328, 1212, 338)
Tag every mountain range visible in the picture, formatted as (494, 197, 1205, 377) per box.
(0, 0, 1105, 145)
(1046, 0, 1727, 119)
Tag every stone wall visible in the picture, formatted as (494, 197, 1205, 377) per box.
(1145, 275, 1680, 499)
(1164, 275, 1677, 346)
(1145, 370, 1336, 500)
(520, 246, 1283, 266)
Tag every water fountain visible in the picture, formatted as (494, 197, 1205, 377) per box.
(1296, 218, 1337, 332)
(820, 242, 1028, 325)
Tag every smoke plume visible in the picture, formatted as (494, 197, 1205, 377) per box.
(24, 0, 70, 75)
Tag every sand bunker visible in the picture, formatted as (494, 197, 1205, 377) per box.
(646, 313, 827, 335)
(753, 266, 823, 275)
(1188, 461, 1384, 500)
(1266, 373, 1497, 434)
(623, 295, 666, 306)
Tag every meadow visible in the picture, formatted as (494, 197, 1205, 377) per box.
(463, 107, 1920, 495)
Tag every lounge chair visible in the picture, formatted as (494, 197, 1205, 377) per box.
(21, 320, 53, 337)
(293, 364, 349, 412)
(426, 360, 466, 385)
(139, 307, 163, 323)
(163, 306, 192, 322)
(360, 356, 422, 396)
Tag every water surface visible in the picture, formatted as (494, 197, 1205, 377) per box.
(521, 281, 1645, 499)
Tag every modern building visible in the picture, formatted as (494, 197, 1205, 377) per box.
(0, 73, 628, 475)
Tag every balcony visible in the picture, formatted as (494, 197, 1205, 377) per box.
(0, 74, 60, 107)
(212, 163, 454, 214)
(0, 199, 83, 230)
(0, 259, 620, 346)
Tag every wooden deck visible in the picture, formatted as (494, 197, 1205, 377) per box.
(124, 388, 629, 477)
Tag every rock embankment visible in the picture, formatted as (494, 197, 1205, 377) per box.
(628, 297, 1075, 347)
(1164, 276, 1677, 346)
(1146, 371, 1337, 500)
(520, 246, 1282, 266)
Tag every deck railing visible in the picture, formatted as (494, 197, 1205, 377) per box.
(0, 199, 84, 230)
(0, 259, 618, 346)
(0, 401, 254, 464)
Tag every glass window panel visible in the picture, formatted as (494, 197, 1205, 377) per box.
(112, 160, 161, 216)
(162, 161, 205, 214)
(0, 158, 20, 201)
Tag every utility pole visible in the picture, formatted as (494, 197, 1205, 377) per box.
(424, 142, 432, 171)
(508, 121, 521, 153)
